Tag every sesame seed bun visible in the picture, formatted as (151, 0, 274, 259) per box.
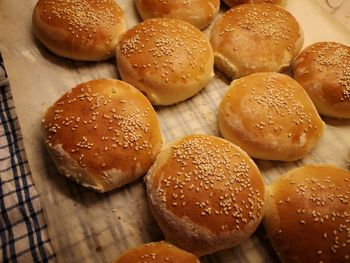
(32, 0, 126, 61)
(116, 18, 215, 106)
(134, 0, 220, 30)
(144, 134, 266, 256)
(210, 4, 303, 79)
(42, 79, 163, 193)
(263, 165, 350, 263)
(292, 42, 350, 119)
(114, 241, 200, 263)
(222, 0, 285, 7)
(218, 72, 324, 161)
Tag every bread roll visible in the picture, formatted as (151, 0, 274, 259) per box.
(134, 0, 220, 30)
(292, 42, 350, 118)
(210, 4, 303, 79)
(223, 0, 285, 7)
(114, 241, 200, 263)
(42, 79, 163, 192)
(263, 165, 350, 263)
(116, 18, 214, 105)
(145, 134, 266, 256)
(218, 72, 324, 161)
(32, 0, 126, 61)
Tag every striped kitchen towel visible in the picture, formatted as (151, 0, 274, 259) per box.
(0, 58, 56, 262)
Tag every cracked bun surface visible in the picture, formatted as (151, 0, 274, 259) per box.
(264, 165, 350, 263)
(116, 18, 214, 105)
(114, 241, 200, 263)
(32, 0, 126, 61)
(42, 79, 163, 192)
(210, 3, 303, 79)
(134, 0, 220, 30)
(218, 72, 324, 161)
(144, 134, 266, 256)
(292, 42, 350, 118)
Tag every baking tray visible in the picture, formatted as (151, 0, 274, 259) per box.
(0, 0, 349, 262)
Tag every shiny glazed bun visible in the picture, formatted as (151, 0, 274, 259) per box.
(134, 0, 220, 30)
(145, 134, 266, 256)
(292, 42, 350, 118)
(264, 165, 350, 263)
(42, 79, 163, 192)
(114, 241, 200, 263)
(218, 72, 324, 161)
(116, 18, 214, 105)
(32, 0, 126, 61)
(210, 4, 303, 79)
(223, 0, 285, 7)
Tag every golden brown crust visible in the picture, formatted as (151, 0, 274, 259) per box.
(145, 134, 266, 256)
(210, 4, 303, 79)
(114, 241, 200, 263)
(134, 0, 220, 30)
(292, 42, 350, 118)
(263, 165, 350, 263)
(42, 79, 163, 192)
(116, 18, 214, 105)
(218, 72, 324, 161)
(32, 0, 126, 61)
(223, 0, 285, 7)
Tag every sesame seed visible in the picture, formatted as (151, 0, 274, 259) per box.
(118, 18, 211, 89)
(220, 4, 296, 50)
(157, 135, 264, 232)
(43, 81, 157, 183)
(39, 0, 122, 43)
(305, 42, 350, 102)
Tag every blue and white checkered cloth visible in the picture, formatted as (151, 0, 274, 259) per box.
(0, 58, 56, 262)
